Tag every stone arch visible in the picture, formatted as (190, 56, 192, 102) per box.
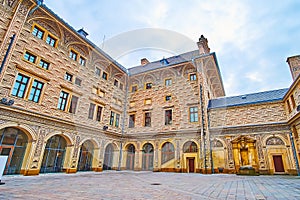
(160, 68, 177, 81)
(140, 141, 155, 151)
(44, 131, 73, 146)
(182, 63, 196, 77)
(124, 142, 138, 150)
(181, 139, 199, 152)
(212, 138, 225, 148)
(262, 135, 288, 147)
(159, 140, 175, 150)
(27, 17, 62, 40)
(0, 122, 37, 141)
(266, 136, 285, 146)
(79, 138, 100, 149)
(142, 73, 156, 86)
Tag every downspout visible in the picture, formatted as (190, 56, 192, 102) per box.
(0, 34, 15, 75)
(117, 73, 129, 171)
(29, 0, 44, 16)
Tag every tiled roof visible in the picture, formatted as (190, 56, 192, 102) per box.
(128, 50, 201, 75)
(208, 88, 289, 109)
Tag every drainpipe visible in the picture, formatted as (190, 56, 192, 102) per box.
(117, 74, 129, 171)
(289, 132, 300, 176)
(0, 34, 15, 75)
(29, 0, 44, 16)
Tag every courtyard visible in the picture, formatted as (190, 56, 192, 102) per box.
(0, 171, 300, 200)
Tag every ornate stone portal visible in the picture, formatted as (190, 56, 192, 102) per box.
(232, 136, 258, 172)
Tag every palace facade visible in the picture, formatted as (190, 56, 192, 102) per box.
(0, 0, 299, 176)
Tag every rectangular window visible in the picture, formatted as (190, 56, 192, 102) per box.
(291, 94, 296, 109)
(109, 111, 115, 126)
(145, 82, 152, 89)
(69, 50, 77, 61)
(65, 72, 73, 82)
(287, 100, 292, 113)
(102, 71, 108, 80)
(189, 107, 198, 122)
(11, 73, 29, 98)
(99, 90, 105, 97)
(88, 103, 96, 119)
(96, 105, 103, 121)
(165, 95, 172, 101)
(24, 51, 37, 63)
(145, 112, 151, 127)
(32, 26, 44, 39)
(28, 80, 44, 103)
(165, 110, 172, 125)
(115, 113, 120, 127)
(95, 67, 101, 76)
(131, 85, 137, 92)
(39, 59, 50, 70)
(79, 56, 86, 66)
(46, 35, 57, 47)
(145, 98, 152, 105)
(68, 95, 79, 114)
(119, 83, 123, 90)
(75, 77, 82, 86)
(57, 91, 69, 111)
(165, 78, 172, 86)
(129, 114, 135, 128)
(189, 73, 197, 81)
(114, 79, 119, 87)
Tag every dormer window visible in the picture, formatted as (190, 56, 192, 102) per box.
(69, 50, 78, 61)
(145, 82, 152, 89)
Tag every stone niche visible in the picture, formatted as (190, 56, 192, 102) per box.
(231, 136, 259, 175)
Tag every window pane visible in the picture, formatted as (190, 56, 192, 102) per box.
(96, 106, 102, 121)
(129, 114, 135, 128)
(109, 111, 115, 125)
(88, 103, 95, 119)
(28, 80, 44, 103)
(69, 96, 79, 114)
(11, 74, 29, 98)
(57, 91, 69, 111)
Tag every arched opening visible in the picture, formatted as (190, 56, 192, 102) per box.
(142, 143, 154, 171)
(40, 135, 67, 173)
(77, 140, 94, 171)
(103, 143, 114, 170)
(126, 144, 135, 170)
(183, 141, 197, 153)
(0, 127, 28, 175)
(161, 142, 175, 164)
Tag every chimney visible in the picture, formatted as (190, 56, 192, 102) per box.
(141, 58, 150, 66)
(287, 55, 300, 81)
(197, 35, 210, 55)
(77, 28, 88, 38)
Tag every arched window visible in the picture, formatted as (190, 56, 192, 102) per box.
(126, 144, 135, 170)
(142, 143, 154, 170)
(266, 137, 285, 146)
(183, 141, 197, 153)
(103, 143, 114, 170)
(212, 139, 223, 148)
(78, 140, 94, 171)
(0, 127, 28, 174)
(40, 135, 67, 173)
(161, 142, 175, 164)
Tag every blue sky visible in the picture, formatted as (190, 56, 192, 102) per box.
(45, 0, 300, 96)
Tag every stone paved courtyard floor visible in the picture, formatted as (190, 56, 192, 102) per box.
(0, 171, 300, 200)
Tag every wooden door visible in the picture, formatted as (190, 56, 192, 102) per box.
(273, 155, 284, 172)
(0, 146, 14, 174)
(188, 158, 195, 173)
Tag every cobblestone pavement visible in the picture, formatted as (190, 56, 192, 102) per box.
(1, 171, 300, 200)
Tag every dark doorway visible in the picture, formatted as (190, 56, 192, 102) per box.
(188, 158, 195, 173)
(126, 144, 135, 170)
(273, 155, 284, 172)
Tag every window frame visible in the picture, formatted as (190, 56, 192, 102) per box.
(145, 82, 153, 89)
(23, 51, 37, 64)
(144, 112, 151, 127)
(57, 91, 69, 111)
(69, 49, 78, 61)
(102, 71, 108, 80)
(189, 106, 199, 123)
(165, 109, 173, 125)
(129, 114, 135, 128)
(11, 73, 30, 98)
(165, 78, 172, 86)
(131, 85, 138, 92)
(28, 79, 44, 103)
(189, 73, 197, 81)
